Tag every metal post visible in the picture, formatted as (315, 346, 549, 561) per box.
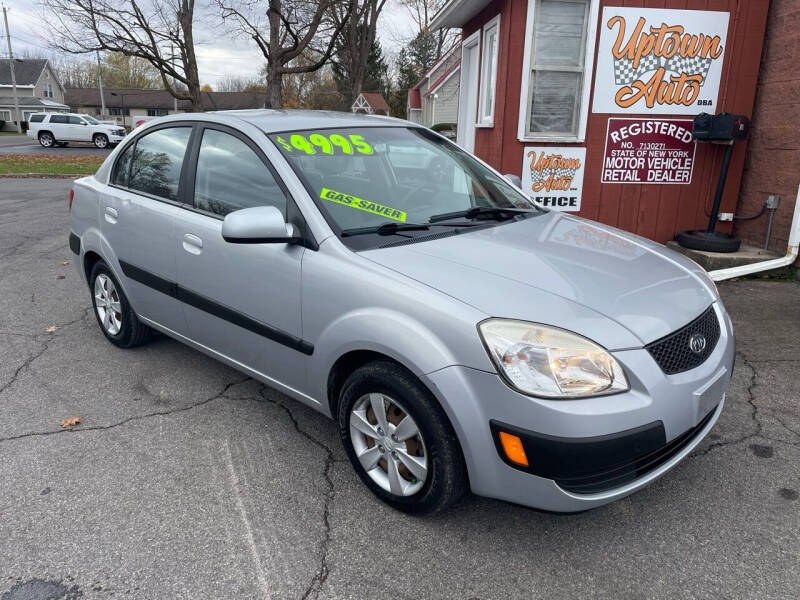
(706, 141, 735, 233)
(96, 51, 106, 117)
(2, 5, 22, 134)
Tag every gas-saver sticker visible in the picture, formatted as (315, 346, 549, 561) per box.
(320, 188, 406, 222)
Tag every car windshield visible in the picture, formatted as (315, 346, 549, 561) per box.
(82, 115, 100, 125)
(269, 127, 538, 239)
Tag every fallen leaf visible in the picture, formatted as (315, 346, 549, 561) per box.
(61, 261, 70, 266)
(44, 326, 59, 333)
(56, 275, 65, 280)
(60, 417, 81, 428)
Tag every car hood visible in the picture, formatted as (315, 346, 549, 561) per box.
(360, 212, 716, 349)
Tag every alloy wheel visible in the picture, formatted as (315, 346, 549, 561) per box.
(94, 134, 108, 149)
(39, 133, 53, 147)
(349, 393, 428, 496)
(94, 274, 122, 335)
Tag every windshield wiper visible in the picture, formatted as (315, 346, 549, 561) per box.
(340, 221, 478, 238)
(428, 206, 534, 223)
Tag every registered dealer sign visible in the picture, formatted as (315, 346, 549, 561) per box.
(601, 118, 697, 184)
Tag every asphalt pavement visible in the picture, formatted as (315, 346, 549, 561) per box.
(0, 135, 112, 156)
(1, 178, 798, 600)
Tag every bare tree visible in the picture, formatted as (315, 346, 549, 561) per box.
(330, 0, 387, 107)
(400, 0, 457, 61)
(41, 0, 204, 110)
(214, 0, 352, 108)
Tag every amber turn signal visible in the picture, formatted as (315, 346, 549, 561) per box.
(498, 431, 528, 467)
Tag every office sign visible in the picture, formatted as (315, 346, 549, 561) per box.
(522, 147, 586, 212)
(601, 118, 696, 184)
(593, 7, 729, 114)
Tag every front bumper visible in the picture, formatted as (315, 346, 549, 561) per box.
(109, 134, 126, 144)
(425, 303, 735, 512)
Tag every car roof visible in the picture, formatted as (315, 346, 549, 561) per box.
(166, 109, 412, 133)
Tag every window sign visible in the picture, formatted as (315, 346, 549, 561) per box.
(593, 7, 729, 114)
(521, 147, 586, 212)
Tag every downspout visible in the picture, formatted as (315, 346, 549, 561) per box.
(708, 183, 800, 281)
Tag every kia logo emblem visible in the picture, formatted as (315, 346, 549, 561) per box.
(689, 333, 707, 354)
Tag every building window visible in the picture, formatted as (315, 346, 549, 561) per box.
(519, 0, 598, 141)
(43, 83, 53, 98)
(478, 15, 500, 126)
(109, 108, 130, 116)
(147, 109, 168, 117)
(0, 110, 11, 122)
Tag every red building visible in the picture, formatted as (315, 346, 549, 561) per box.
(431, 0, 797, 259)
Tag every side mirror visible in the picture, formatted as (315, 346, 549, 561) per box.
(504, 173, 523, 188)
(221, 206, 300, 244)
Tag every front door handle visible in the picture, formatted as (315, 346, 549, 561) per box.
(104, 206, 118, 224)
(182, 233, 203, 255)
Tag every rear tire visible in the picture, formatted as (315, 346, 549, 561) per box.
(38, 132, 55, 148)
(89, 260, 151, 348)
(337, 360, 468, 514)
(93, 133, 109, 149)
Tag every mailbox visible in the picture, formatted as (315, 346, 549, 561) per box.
(692, 112, 750, 141)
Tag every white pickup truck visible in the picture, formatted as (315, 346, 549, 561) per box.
(27, 113, 126, 149)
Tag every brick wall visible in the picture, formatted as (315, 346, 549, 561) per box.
(736, 0, 800, 257)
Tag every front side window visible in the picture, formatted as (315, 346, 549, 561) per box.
(83, 115, 100, 124)
(479, 16, 501, 125)
(525, 0, 590, 137)
(128, 127, 192, 201)
(68, 116, 85, 125)
(270, 127, 536, 243)
(193, 128, 287, 217)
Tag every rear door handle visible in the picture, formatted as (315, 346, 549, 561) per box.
(104, 206, 118, 224)
(182, 233, 203, 255)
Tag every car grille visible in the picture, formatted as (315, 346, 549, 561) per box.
(645, 305, 720, 375)
(556, 406, 717, 494)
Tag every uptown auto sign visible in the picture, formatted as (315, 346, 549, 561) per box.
(593, 7, 729, 114)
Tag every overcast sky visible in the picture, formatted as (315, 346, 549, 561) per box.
(1, 0, 419, 87)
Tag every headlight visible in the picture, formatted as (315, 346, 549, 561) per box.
(478, 319, 629, 398)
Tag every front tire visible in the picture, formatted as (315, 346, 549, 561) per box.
(337, 360, 467, 514)
(38, 132, 55, 148)
(89, 261, 151, 348)
(93, 133, 109, 149)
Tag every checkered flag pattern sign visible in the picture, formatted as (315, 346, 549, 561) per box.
(664, 54, 714, 85)
(613, 54, 663, 85)
(531, 165, 578, 183)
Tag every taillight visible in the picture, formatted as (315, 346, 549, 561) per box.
(68, 189, 74, 211)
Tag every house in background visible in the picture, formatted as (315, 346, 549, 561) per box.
(0, 59, 69, 130)
(65, 88, 266, 127)
(351, 92, 390, 115)
(408, 43, 461, 128)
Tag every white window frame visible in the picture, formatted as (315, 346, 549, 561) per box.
(0, 109, 11, 122)
(517, 0, 599, 143)
(477, 14, 501, 128)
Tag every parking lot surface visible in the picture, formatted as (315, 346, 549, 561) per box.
(0, 135, 111, 156)
(1, 178, 798, 599)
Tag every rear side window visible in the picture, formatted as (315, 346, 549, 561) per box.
(128, 127, 192, 201)
(193, 128, 287, 217)
(29, 114, 44, 123)
(111, 143, 134, 187)
(50, 115, 68, 124)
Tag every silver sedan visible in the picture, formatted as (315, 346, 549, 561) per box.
(68, 110, 734, 513)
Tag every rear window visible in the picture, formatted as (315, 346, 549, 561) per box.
(29, 114, 45, 123)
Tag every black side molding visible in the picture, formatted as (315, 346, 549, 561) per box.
(118, 259, 313, 356)
(69, 232, 81, 255)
